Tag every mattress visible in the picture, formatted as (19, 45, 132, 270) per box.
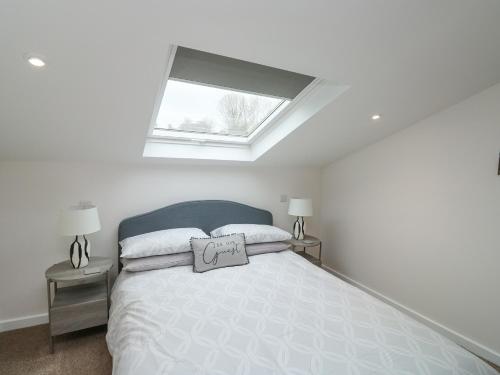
(106, 250, 495, 375)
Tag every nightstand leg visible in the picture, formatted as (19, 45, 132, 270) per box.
(106, 271, 111, 318)
(319, 242, 322, 262)
(47, 279, 54, 354)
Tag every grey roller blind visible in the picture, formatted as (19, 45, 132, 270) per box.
(169, 46, 315, 99)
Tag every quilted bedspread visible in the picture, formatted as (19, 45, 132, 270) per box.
(106, 251, 495, 375)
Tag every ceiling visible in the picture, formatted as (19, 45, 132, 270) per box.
(1, 0, 500, 167)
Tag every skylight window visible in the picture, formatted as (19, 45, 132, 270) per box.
(150, 46, 315, 143)
(155, 80, 290, 137)
(144, 46, 349, 161)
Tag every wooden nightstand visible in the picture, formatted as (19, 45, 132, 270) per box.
(45, 256, 113, 353)
(287, 235, 322, 266)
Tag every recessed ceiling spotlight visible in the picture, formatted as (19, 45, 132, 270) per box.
(371, 114, 381, 121)
(27, 55, 46, 68)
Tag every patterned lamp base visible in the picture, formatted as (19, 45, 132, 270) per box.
(70, 235, 90, 268)
(292, 216, 306, 240)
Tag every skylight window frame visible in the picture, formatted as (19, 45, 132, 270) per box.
(146, 45, 319, 147)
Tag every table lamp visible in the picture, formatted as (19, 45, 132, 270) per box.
(59, 203, 101, 268)
(288, 198, 313, 240)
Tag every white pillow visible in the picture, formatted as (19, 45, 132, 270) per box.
(120, 227, 207, 258)
(210, 224, 292, 244)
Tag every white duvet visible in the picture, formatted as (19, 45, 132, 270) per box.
(107, 251, 495, 375)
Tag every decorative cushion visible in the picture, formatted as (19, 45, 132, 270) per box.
(120, 227, 207, 258)
(210, 224, 292, 244)
(191, 233, 248, 273)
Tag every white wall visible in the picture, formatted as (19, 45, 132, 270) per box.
(0, 162, 321, 326)
(321, 83, 500, 357)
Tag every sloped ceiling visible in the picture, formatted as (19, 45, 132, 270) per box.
(1, 0, 500, 166)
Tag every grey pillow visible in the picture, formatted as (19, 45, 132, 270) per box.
(191, 233, 248, 273)
(122, 242, 291, 272)
(122, 252, 193, 272)
(246, 241, 291, 255)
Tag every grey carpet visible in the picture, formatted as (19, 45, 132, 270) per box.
(0, 324, 111, 375)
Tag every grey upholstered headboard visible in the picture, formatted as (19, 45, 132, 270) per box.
(118, 200, 272, 267)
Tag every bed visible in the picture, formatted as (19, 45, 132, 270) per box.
(106, 200, 495, 375)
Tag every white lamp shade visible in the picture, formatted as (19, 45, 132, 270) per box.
(288, 198, 313, 217)
(59, 205, 101, 236)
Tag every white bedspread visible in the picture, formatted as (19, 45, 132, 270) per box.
(107, 251, 495, 375)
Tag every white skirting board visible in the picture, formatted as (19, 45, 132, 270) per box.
(321, 264, 500, 366)
(0, 313, 48, 332)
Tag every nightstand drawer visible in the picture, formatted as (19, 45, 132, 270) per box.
(50, 299, 108, 335)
